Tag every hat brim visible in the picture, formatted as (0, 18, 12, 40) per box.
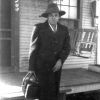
(40, 11, 65, 18)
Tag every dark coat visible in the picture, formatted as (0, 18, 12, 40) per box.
(29, 21, 71, 71)
(28, 21, 71, 100)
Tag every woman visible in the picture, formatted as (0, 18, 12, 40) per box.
(29, 3, 71, 100)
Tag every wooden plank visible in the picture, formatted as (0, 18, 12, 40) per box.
(60, 68, 100, 94)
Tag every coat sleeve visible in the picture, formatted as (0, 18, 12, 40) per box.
(29, 25, 40, 71)
(59, 28, 71, 64)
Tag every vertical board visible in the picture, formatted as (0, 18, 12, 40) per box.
(0, 0, 11, 68)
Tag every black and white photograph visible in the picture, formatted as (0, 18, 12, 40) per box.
(0, 0, 100, 100)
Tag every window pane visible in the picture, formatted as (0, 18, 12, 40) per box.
(61, 6, 69, 18)
(69, 7, 77, 19)
(61, 0, 69, 5)
(70, 0, 77, 6)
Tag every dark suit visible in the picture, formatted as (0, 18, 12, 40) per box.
(29, 21, 70, 100)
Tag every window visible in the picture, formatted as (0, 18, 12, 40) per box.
(54, 0, 78, 19)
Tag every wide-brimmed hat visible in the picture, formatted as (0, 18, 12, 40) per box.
(40, 3, 65, 18)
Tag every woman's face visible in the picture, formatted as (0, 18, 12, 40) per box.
(48, 12, 60, 25)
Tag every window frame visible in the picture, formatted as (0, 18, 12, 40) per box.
(54, 0, 78, 19)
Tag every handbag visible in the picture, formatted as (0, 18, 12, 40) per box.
(22, 71, 40, 99)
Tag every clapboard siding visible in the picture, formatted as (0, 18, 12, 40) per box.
(66, 56, 95, 65)
(19, 0, 48, 71)
(81, 0, 93, 29)
(63, 55, 96, 69)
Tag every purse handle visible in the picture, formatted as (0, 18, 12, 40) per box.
(22, 71, 38, 84)
(23, 72, 32, 82)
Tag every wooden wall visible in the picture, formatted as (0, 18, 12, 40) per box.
(19, 0, 48, 71)
(79, 0, 96, 29)
(62, 0, 97, 69)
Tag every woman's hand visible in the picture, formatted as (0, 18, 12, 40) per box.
(53, 59, 62, 72)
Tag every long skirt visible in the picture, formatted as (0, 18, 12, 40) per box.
(35, 61, 62, 100)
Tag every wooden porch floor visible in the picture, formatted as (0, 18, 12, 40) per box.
(1, 68, 100, 100)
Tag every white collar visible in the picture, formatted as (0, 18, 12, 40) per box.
(49, 23, 57, 32)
